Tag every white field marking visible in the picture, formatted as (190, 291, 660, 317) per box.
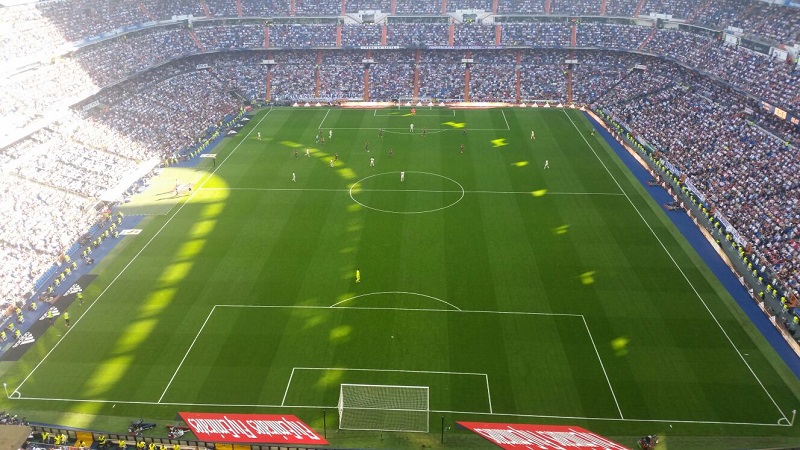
(200, 187, 626, 196)
(281, 368, 296, 406)
(11, 395, 788, 427)
(349, 171, 465, 214)
(373, 109, 455, 117)
(581, 315, 623, 419)
(283, 367, 491, 413)
(330, 291, 462, 310)
(12, 110, 276, 394)
(326, 127, 506, 131)
(158, 305, 218, 403)
(500, 109, 510, 130)
(214, 304, 584, 318)
(291, 366, 489, 376)
(485, 374, 493, 414)
(317, 108, 331, 130)
(428, 409, 789, 427)
(562, 109, 789, 422)
(381, 129, 446, 136)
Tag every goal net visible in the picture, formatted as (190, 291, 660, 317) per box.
(337, 383, 430, 433)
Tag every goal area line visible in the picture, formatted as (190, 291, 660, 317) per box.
(281, 367, 493, 414)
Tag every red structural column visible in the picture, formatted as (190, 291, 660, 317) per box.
(634, 0, 647, 17)
(364, 50, 371, 101)
(464, 50, 470, 102)
(315, 51, 321, 98)
(266, 68, 271, 101)
(448, 20, 455, 45)
(515, 50, 521, 103)
(413, 50, 421, 101)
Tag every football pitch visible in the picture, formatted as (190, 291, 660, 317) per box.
(2, 107, 799, 448)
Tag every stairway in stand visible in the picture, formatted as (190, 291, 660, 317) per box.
(198, 0, 212, 18)
(638, 26, 657, 51)
(634, 0, 647, 17)
(137, 2, 157, 21)
(187, 30, 205, 52)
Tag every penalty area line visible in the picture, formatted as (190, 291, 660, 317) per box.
(501, 109, 510, 130)
(317, 109, 331, 130)
(158, 305, 217, 403)
(581, 316, 623, 419)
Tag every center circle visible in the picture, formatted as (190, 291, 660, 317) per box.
(349, 171, 465, 214)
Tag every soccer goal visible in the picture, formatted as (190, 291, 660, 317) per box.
(337, 383, 429, 433)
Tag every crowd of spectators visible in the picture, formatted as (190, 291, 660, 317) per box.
(238, 0, 291, 17)
(454, 23, 497, 46)
(0, 3, 67, 65)
(3, 18, 797, 144)
(269, 24, 337, 47)
(1, 57, 99, 140)
(640, 0, 698, 19)
(368, 51, 415, 101)
(576, 23, 653, 50)
(550, 0, 602, 16)
(0, 175, 98, 303)
(2, 0, 799, 69)
(73, 27, 198, 87)
(342, 24, 383, 47)
(446, 0, 494, 12)
(496, 0, 540, 15)
(644, 29, 800, 110)
(293, 0, 341, 16)
(394, 0, 441, 15)
(592, 61, 800, 296)
(500, 22, 572, 46)
(192, 23, 265, 50)
(386, 23, 449, 46)
(345, 0, 393, 12)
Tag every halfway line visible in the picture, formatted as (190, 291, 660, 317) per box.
(199, 187, 625, 196)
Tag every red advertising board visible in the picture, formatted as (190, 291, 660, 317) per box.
(179, 412, 328, 446)
(458, 422, 628, 450)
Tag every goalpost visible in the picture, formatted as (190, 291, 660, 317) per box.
(337, 383, 430, 433)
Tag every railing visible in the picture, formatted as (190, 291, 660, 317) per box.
(28, 425, 345, 450)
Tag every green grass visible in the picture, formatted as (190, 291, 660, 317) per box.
(2, 107, 799, 449)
